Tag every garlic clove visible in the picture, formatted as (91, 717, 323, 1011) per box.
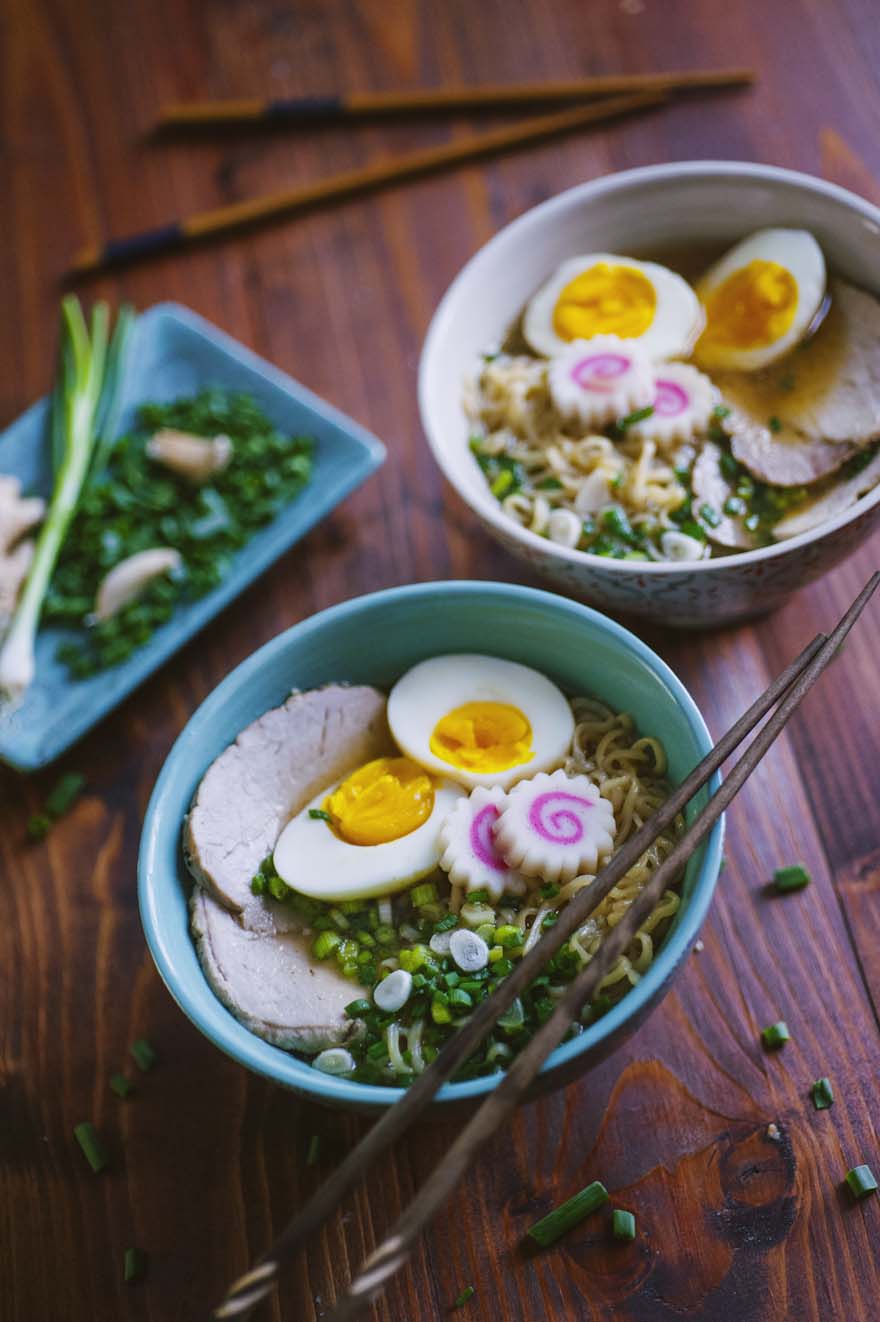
(145, 429, 233, 483)
(94, 548, 182, 622)
(0, 474, 46, 554)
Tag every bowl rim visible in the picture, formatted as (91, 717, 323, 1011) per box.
(418, 160, 880, 576)
(138, 580, 724, 1109)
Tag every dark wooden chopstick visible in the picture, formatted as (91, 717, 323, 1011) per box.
(212, 586, 871, 1319)
(316, 571, 879, 1322)
(69, 93, 667, 276)
(157, 68, 754, 129)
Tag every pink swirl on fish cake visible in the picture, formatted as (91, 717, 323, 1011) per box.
(469, 803, 507, 873)
(527, 790, 593, 844)
(653, 378, 690, 416)
(571, 352, 632, 394)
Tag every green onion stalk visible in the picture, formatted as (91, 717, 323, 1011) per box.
(0, 297, 133, 703)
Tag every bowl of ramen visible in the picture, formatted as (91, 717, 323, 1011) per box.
(419, 162, 880, 627)
(139, 581, 722, 1110)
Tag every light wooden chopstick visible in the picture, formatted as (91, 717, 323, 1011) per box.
(68, 91, 666, 275)
(156, 68, 754, 129)
(213, 570, 880, 1320)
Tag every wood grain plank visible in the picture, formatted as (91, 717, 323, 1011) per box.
(2, 1, 880, 1320)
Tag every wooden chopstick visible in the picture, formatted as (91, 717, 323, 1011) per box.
(315, 571, 879, 1322)
(68, 92, 666, 276)
(157, 69, 754, 129)
(214, 575, 879, 1319)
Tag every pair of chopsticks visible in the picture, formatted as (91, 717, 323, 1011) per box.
(215, 570, 879, 1322)
(69, 68, 753, 275)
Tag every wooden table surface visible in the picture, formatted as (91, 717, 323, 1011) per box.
(2, 1, 879, 1319)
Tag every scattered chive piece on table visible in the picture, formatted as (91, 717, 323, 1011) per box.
(306, 1134, 321, 1166)
(526, 1180, 609, 1247)
(130, 1038, 157, 1072)
(123, 1247, 147, 1284)
(774, 863, 811, 893)
(453, 1286, 476, 1308)
(109, 1073, 134, 1099)
(27, 772, 87, 839)
(611, 1209, 636, 1242)
(761, 1021, 790, 1050)
(26, 813, 52, 841)
(45, 771, 87, 816)
(810, 1077, 834, 1110)
(845, 1165, 878, 1200)
(74, 1121, 109, 1173)
(309, 808, 332, 822)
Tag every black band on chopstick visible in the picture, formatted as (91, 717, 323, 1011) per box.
(266, 96, 344, 120)
(101, 222, 185, 266)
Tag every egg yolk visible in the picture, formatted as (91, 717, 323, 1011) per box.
(324, 757, 434, 846)
(697, 259, 797, 352)
(553, 262, 656, 342)
(430, 702, 532, 774)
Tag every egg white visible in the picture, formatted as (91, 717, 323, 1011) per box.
(693, 228, 826, 372)
(273, 776, 465, 902)
(523, 254, 704, 361)
(387, 654, 575, 791)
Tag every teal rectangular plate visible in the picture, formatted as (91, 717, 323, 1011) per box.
(0, 302, 385, 771)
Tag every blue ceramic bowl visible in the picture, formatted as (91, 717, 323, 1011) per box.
(139, 581, 723, 1110)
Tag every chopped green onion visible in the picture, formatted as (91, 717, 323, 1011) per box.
(431, 997, 453, 1024)
(306, 1134, 321, 1166)
(312, 931, 341, 960)
(810, 1077, 834, 1110)
(466, 888, 490, 904)
(250, 872, 267, 896)
(526, 1180, 609, 1246)
(345, 999, 373, 1018)
(536, 477, 563, 490)
(616, 405, 654, 430)
(768, 416, 783, 433)
(498, 998, 525, 1032)
(130, 1038, 158, 1072)
(74, 1121, 109, 1173)
(491, 470, 515, 499)
(109, 1073, 134, 1099)
(268, 874, 289, 902)
(434, 912, 458, 933)
(399, 944, 431, 972)
(611, 1208, 636, 1241)
(453, 1285, 476, 1308)
(712, 403, 732, 421)
(845, 1165, 877, 1199)
(540, 883, 560, 899)
(773, 864, 811, 893)
(494, 925, 524, 948)
(699, 503, 722, 528)
(123, 1247, 146, 1284)
(309, 808, 333, 822)
(410, 881, 438, 908)
(743, 512, 760, 532)
(761, 1021, 790, 1050)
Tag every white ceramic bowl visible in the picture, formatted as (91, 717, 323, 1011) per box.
(419, 162, 880, 627)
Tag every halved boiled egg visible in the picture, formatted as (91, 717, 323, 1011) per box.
(693, 229, 826, 372)
(523, 254, 704, 361)
(273, 756, 465, 900)
(387, 655, 575, 791)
